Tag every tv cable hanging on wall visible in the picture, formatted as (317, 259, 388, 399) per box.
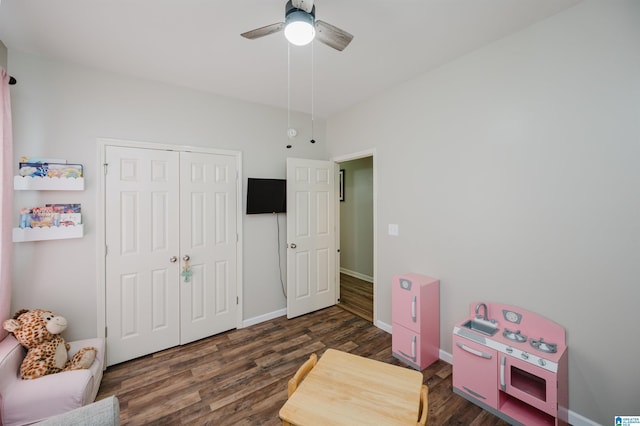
(276, 213, 287, 298)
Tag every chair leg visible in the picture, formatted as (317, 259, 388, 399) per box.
(417, 384, 429, 425)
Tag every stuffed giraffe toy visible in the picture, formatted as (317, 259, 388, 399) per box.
(3, 309, 97, 380)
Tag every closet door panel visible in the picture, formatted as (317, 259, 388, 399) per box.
(105, 146, 181, 366)
(180, 152, 238, 344)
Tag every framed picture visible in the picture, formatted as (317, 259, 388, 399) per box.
(339, 169, 345, 202)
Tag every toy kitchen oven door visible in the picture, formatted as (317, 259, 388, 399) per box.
(499, 346, 563, 419)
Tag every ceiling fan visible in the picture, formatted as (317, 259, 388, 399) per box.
(241, 0, 354, 51)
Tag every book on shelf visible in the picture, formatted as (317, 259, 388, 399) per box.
(18, 162, 83, 178)
(19, 204, 82, 228)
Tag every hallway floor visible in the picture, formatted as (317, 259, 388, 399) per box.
(337, 273, 373, 322)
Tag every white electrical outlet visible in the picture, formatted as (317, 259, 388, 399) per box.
(388, 224, 399, 236)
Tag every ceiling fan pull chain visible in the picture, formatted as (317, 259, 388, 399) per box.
(310, 39, 316, 144)
(287, 42, 291, 131)
(286, 43, 294, 149)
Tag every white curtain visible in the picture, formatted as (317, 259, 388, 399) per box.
(0, 68, 13, 340)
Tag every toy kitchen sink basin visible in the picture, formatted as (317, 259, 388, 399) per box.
(460, 318, 499, 336)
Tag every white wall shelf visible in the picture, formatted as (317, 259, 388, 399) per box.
(13, 225, 84, 242)
(14, 175, 85, 191)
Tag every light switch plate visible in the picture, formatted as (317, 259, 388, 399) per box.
(388, 224, 399, 236)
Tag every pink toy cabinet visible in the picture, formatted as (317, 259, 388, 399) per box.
(392, 273, 440, 370)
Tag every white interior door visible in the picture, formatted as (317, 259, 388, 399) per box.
(286, 158, 337, 318)
(179, 152, 238, 344)
(105, 146, 181, 365)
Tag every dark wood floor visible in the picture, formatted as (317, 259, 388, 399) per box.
(338, 273, 373, 322)
(96, 306, 508, 425)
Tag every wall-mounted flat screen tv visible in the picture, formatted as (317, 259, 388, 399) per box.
(246, 178, 286, 214)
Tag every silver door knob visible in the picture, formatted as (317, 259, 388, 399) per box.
(290, 243, 297, 249)
(183, 255, 190, 261)
(170, 256, 177, 263)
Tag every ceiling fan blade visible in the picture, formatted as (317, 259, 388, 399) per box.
(314, 20, 353, 51)
(241, 22, 285, 40)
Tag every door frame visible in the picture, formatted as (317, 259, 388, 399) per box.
(95, 138, 244, 342)
(332, 149, 377, 326)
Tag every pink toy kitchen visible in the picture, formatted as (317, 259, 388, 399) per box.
(453, 302, 568, 426)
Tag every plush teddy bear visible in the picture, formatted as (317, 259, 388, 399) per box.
(2, 308, 97, 380)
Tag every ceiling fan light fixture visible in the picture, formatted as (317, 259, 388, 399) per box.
(284, 10, 315, 46)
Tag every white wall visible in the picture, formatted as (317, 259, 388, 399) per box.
(7, 50, 327, 340)
(326, 1, 639, 424)
(339, 157, 373, 278)
(0, 40, 6, 69)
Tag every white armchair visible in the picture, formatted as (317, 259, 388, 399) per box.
(0, 334, 105, 426)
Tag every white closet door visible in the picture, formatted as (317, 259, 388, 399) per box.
(179, 152, 238, 344)
(105, 146, 181, 365)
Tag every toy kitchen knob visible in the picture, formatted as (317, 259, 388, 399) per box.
(538, 359, 546, 367)
(521, 352, 529, 360)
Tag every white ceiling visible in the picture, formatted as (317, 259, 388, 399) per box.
(0, 0, 581, 119)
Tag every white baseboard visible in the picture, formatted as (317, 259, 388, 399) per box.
(439, 349, 453, 364)
(567, 411, 601, 426)
(340, 268, 373, 283)
(241, 308, 286, 328)
(376, 320, 392, 334)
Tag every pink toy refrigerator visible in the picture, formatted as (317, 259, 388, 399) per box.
(392, 273, 440, 370)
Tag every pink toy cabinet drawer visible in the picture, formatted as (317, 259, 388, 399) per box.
(392, 273, 440, 370)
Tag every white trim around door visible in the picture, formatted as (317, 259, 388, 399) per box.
(331, 149, 377, 327)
